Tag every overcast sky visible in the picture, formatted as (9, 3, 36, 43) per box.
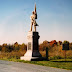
(0, 0, 72, 44)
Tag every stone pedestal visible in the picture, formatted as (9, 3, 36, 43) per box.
(20, 31, 42, 61)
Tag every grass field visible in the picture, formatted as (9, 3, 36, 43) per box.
(0, 58, 72, 70)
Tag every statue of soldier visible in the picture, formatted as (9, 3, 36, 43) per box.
(30, 4, 38, 32)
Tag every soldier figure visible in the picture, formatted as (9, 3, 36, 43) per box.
(30, 4, 38, 32)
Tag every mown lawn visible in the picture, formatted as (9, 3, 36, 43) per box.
(0, 58, 72, 70)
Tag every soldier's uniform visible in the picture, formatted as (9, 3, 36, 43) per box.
(30, 12, 38, 31)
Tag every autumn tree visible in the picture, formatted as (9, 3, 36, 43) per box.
(14, 42, 19, 51)
(19, 43, 27, 51)
(50, 40, 57, 47)
(69, 42, 72, 50)
(1, 43, 8, 52)
(0, 45, 2, 51)
(39, 40, 51, 51)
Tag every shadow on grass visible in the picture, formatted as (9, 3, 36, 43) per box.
(51, 61, 72, 62)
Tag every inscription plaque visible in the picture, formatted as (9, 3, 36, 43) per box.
(28, 42, 31, 50)
(62, 44, 69, 50)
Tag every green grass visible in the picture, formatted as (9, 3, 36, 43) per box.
(0, 58, 72, 70)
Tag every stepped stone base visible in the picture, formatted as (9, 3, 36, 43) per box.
(20, 31, 42, 61)
(20, 50, 42, 61)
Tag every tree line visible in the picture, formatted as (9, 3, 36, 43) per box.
(0, 40, 72, 60)
(0, 42, 27, 52)
(0, 40, 72, 52)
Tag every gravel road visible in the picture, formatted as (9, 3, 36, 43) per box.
(0, 60, 72, 72)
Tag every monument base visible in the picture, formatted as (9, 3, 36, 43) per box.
(20, 31, 42, 61)
(20, 50, 42, 61)
(20, 56, 43, 61)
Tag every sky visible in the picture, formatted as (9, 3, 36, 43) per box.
(0, 0, 72, 44)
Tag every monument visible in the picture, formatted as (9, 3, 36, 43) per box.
(20, 3, 42, 61)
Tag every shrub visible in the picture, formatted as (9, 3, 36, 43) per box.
(49, 56, 63, 60)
